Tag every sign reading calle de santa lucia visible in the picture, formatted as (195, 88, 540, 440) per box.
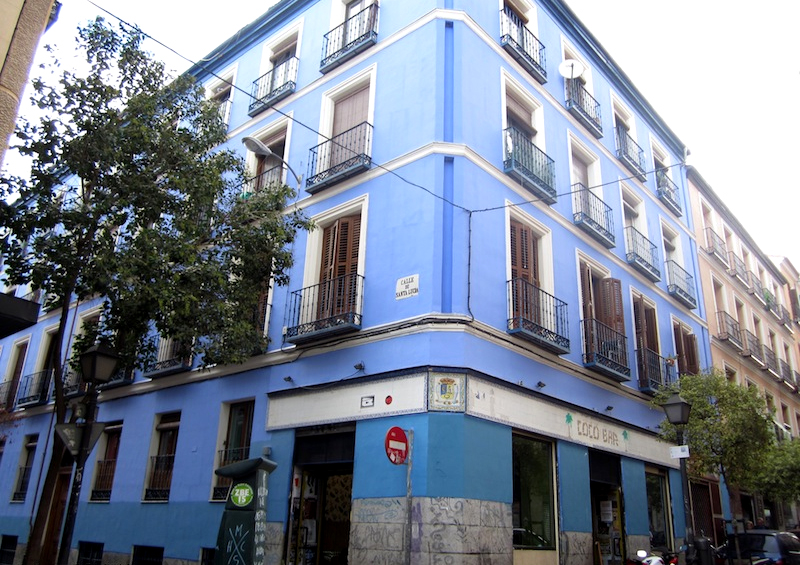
(396, 274, 419, 300)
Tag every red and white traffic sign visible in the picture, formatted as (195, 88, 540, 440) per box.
(385, 426, 408, 465)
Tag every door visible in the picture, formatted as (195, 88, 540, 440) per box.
(590, 451, 625, 565)
(510, 219, 540, 328)
(318, 215, 361, 325)
(41, 463, 73, 565)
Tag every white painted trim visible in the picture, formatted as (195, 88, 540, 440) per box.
(505, 199, 554, 295)
(501, 69, 545, 151)
(258, 18, 304, 76)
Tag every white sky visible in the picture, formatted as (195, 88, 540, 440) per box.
(10, 0, 800, 270)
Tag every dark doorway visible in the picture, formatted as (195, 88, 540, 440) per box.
(590, 450, 625, 565)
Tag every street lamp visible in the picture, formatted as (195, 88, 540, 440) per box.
(57, 343, 119, 565)
(663, 393, 694, 562)
(241, 136, 303, 187)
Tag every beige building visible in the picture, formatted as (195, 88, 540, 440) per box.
(0, 0, 59, 166)
(687, 166, 800, 528)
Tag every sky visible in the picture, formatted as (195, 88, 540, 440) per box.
(9, 0, 800, 270)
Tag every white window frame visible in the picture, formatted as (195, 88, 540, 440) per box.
(258, 20, 304, 77)
(620, 182, 645, 233)
(501, 72, 545, 150)
(568, 134, 601, 196)
(630, 287, 660, 349)
(500, 0, 539, 36)
(244, 114, 295, 185)
(205, 64, 237, 128)
(561, 40, 593, 93)
(610, 93, 637, 139)
(318, 64, 376, 141)
(660, 220, 683, 265)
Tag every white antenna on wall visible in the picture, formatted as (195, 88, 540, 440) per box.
(558, 59, 585, 79)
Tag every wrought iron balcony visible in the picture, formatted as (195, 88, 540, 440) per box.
(213, 446, 250, 500)
(716, 311, 743, 350)
(0, 290, 41, 338)
(61, 366, 89, 399)
(248, 56, 299, 116)
(506, 278, 570, 354)
(499, 7, 546, 83)
(741, 329, 764, 366)
(615, 126, 646, 181)
(12, 465, 32, 501)
(779, 359, 794, 385)
(0, 380, 17, 412)
(565, 79, 602, 138)
(242, 165, 283, 198)
(625, 226, 660, 281)
(143, 338, 192, 379)
(98, 367, 135, 390)
(795, 371, 800, 390)
(761, 345, 780, 378)
(572, 184, 615, 247)
(704, 228, 728, 265)
(90, 459, 118, 501)
(655, 170, 682, 216)
(747, 271, 765, 304)
(665, 260, 697, 309)
(16, 370, 52, 408)
(779, 304, 793, 330)
(217, 98, 232, 126)
(581, 318, 630, 381)
(636, 348, 676, 393)
(320, 3, 378, 73)
(765, 293, 781, 320)
(503, 127, 557, 204)
(144, 454, 175, 501)
(727, 253, 749, 288)
(306, 122, 372, 193)
(285, 272, 364, 344)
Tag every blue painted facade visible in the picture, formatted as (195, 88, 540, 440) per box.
(0, 0, 714, 563)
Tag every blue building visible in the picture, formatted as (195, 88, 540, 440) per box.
(0, 1, 710, 564)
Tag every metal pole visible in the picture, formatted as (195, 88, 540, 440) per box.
(679, 427, 695, 564)
(57, 385, 97, 565)
(405, 430, 413, 565)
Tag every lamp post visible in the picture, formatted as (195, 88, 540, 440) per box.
(241, 136, 303, 187)
(663, 393, 694, 562)
(56, 343, 119, 565)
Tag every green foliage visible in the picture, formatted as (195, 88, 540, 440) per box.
(654, 371, 774, 492)
(755, 438, 800, 502)
(0, 17, 311, 374)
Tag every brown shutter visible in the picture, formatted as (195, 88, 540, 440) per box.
(645, 307, 658, 353)
(598, 278, 625, 335)
(580, 262, 594, 320)
(685, 333, 700, 374)
(7, 343, 27, 406)
(673, 323, 686, 372)
(333, 86, 369, 137)
(510, 219, 537, 285)
(319, 214, 361, 319)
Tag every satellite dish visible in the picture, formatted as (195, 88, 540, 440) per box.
(558, 59, 585, 79)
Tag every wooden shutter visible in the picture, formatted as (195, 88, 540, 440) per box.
(634, 294, 646, 352)
(598, 278, 625, 335)
(510, 220, 538, 285)
(645, 307, 658, 353)
(673, 323, 686, 372)
(333, 86, 369, 137)
(684, 333, 700, 374)
(319, 214, 361, 318)
(580, 262, 594, 320)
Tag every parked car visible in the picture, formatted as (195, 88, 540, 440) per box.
(715, 530, 800, 565)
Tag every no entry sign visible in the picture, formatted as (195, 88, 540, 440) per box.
(385, 426, 409, 465)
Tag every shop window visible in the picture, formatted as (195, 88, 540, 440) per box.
(77, 541, 103, 565)
(512, 434, 555, 549)
(131, 545, 163, 565)
(646, 470, 670, 548)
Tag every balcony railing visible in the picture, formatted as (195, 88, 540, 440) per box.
(320, 3, 378, 73)
(98, 368, 135, 390)
(506, 278, 570, 354)
(503, 127, 557, 204)
(217, 98, 232, 126)
(12, 465, 32, 501)
(655, 170, 682, 216)
(665, 260, 697, 309)
(90, 459, 117, 501)
(727, 253, 749, 288)
(716, 311, 743, 350)
(637, 348, 676, 393)
(306, 122, 372, 193)
(625, 226, 660, 281)
(0, 291, 41, 339)
(212, 446, 250, 500)
(779, 359, 793, 384)
(565, 79, 602, 137)
(242, 165, 283, 199)
(615, 126, 646, 180)
(572, 184, 615, 247)
(61, 366, 89, 398)
(16, 370, 52, 408)
(779, 304, 793, 329)
(143, 338, 191, 379)
(499, 7, 546, 83)
(285, 273, 364, 344)
(581, 318, 630, 381)
(248, 56, 299, 116)
(704, 228, 728, 265)
(144, 454, 175, 501)
(741, 329, 764, 365)
(0, 380, 17, 411)
(761, 345, 780, 378)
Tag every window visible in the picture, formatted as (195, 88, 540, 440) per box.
(634, 292, 664, 388)
(12, 435, 37, 502)
(499, 0, 546, 82)
(579, 259, 629, 379)
(563, 44, 601, 137)
(206, 67, 235, 128)
(652, 142, 681, 214)
(672, 321, 699, 375)
(245, 130, 288, 197)
(512, 435, 555, 549)
(77, 541, 103, 565)
(250, 26, 300, 115)
(91, 422, 122, 501)
(612, 98, 645, 180)
(0, 536, 17, 565)
(646, 470, 671, 548)
(571, 141, 613, 247)
(724, 365, 737, 384)
(622, 187, 659, 281)
(307, 71, 374, 192)
(131, 545, 163, 565)
(663, 223, 697, 309)
(143, 335, 191, 378)
(213, 400, 255, 500)
(320, 0, 378, 72)
(144, 413, 180, 501)
(2, 341, 27, 410)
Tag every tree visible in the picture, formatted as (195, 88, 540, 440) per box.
(654, 371, 774, 524)
(755, 437, 800, 504)
(0, 19, 310, 564)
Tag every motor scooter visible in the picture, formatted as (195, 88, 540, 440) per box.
(627, 548, 680, 565)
